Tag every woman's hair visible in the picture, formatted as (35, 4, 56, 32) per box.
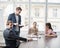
(46, 23, 53, 30)
(6, 20, 13, 25)
(33, 22, 37, 25)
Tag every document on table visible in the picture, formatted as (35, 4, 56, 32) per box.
(32, 38, 38, 40)
(27, 35, 41, 41)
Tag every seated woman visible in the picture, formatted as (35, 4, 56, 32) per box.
(28, 22, 38, 36)
(45, 23, 57, 37)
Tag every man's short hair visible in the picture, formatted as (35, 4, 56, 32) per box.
(6, 20, 13, 25)
(16, 7, 22, 11)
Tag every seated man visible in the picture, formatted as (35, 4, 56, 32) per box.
(28, 22, 38, 36)
(3, 20, 32, 48)
(45, 23, 57, 37)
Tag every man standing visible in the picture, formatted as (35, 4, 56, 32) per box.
(8, 7, 23, 48)
(8, 7, 23, 36)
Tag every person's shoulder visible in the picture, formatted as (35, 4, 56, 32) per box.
(36, 28, 38, 30)
(30, 27, 33, 29)
(9, 13, 15, 16)
(29, 27, 32, 30)
(48, 29, 53, 32)
(4, 28, 9, 32)
(30, 27, 35, 31)
(4, 29, 6, 33)
(3, 29, 9, 35)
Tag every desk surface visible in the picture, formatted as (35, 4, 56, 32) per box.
(19, 34, 60, 48)
(0, 32, 60, 48)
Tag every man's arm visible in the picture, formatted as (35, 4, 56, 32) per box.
(9, 30, 27, 42)
(19, 15, 21, 25)
(16, 37, 27, 42)
(19, 15, 24, 28)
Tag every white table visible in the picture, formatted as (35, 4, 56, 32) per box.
(0, 32, 60, 48)
(19, 34, 60, 48)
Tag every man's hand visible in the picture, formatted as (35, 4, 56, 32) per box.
(27, 38, 33, 42)
(13, 23, 18, 26)
(13, 23, 24, 27)
(19, 25, 24, 28)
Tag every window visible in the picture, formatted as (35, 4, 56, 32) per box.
(53, 8, 57, 17)
(31, 0, 45, 2)
(47, 5, 60, 32)
(16, 0, 29, 2)
(0, 9, 4, 30)
(30, 4, 45, 31)
(0, 0, 8, 1)
(48, 0, 60, 3)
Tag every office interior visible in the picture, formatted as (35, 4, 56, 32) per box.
(0, 0, 60, 48)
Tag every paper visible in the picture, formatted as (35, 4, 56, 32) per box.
(32, 38, 38, 40)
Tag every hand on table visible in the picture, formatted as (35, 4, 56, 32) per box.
(27, 38, 33, 42)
